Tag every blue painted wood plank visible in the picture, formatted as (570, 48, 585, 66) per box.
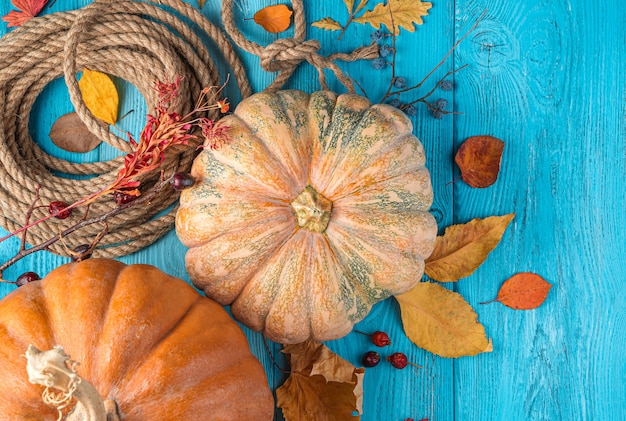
(453, 1, 626, 420)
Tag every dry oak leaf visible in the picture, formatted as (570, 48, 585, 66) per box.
(353, 0, 432, 35)
(49, 112, 105, 153)
(483, 272, 552, 310)
(277, 341, 364, 421)
(455, 135, 505, 188)
(2, 0, 48, 27)
(311, 17, 343, 31)
(253, 4, 293, 33)
(396, 282, 492, 357)
(78, 68, 119, 125)
(425, 214, 515, 282)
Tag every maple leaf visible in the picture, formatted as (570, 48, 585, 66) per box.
(396, 282, 493, 357)
(482, 272, 552, 310)
(455, 135, 505, 188)
(277, 341, 364, 421)
(253, 4, 293, 33)
(78, 68, 119, 125)
(425, 214, 515, 282)
(2, 0, 48, 27)
(353, 0, 432, 35)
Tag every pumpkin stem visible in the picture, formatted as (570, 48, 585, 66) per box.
(24, 345, 120, 421)
(290, 185, 333, 233)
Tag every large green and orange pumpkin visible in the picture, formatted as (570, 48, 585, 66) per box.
(176, 90, 438, 344)
(0, 258, 274, 420)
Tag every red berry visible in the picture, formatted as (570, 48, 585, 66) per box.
(371, 330, 392, 347)
(49, 201, 71, 219)
(16, 271, 40, 287)
(387, 352, 408, 369)
(362, 351, 380, 367)
(171, 172, 196, 190)
(114, 191, 136, 205)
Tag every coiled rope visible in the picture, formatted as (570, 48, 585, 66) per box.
(0, 0, 251, 258)
(0, 0, 377, 260)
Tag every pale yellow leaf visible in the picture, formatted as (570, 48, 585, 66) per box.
(253, 4, 293, 33)
(343, 0, 355, 13)
(354, 0, 432, 35)
(311, 16, 343, 31)
(396, 282, 492, 357)
(355, 0, 369, 13)
(425, 214, 515, 282)
(78, 68, 119, 125)
(278, 341, 363, 420)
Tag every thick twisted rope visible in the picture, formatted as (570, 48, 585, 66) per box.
(221, 0, 379, 93)
(0, 0, 250, 258)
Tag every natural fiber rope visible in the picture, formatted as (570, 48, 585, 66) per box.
(221, 0, 380, 93)
(0, 0, 251, 258)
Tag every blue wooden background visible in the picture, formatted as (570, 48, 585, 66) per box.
(1, 1, 625, 420)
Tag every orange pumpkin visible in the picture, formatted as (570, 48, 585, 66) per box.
(176, 90, 438, 344)
(0, 258, 274, 420)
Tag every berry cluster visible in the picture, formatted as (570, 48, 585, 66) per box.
(356, 330, 421, 370)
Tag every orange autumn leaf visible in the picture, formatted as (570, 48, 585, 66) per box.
(455, 135, 504, 188)
(2, 0, 48, 27)
(78, 68, 119, 125)
(277, 341, 364, 421)
(425, 214, 515, 282)
(253, 4, 293, 33)
(396, 282, 493, 357)
(483, 272, 552, 310)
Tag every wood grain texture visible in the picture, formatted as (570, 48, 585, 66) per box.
(0, 0, 625, 420)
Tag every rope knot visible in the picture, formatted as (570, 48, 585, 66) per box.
(260, 38, 321, 72)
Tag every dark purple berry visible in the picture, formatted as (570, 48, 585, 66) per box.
(432, 109, 444, 119)
(371, 57, 387, 70)
(387, 352, 408, 369)
(171, 172, 196, 191)
(379, 44, 393, 58)
(71, 244, 93, 261)
(370, 30, 386, 43)
(388, 98, 402, 108)
(371, 331, 392, 347)
(434, 98, 448, 109)
(114, 191, 137, 205)
(49, 201, 71, 219)
(404, 105, 417, 116)
(439, 79, 455, 91)
(362, 351, 381, 367)
(16, 271, 40, 287)
(393, 77, 407, 89)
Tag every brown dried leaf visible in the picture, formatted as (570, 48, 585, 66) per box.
(277, 341, 364, 420)
(253, 4, 293, 33)
(484, 272, 552, 310)
(425, 214, 515, 282)
(78, 68, 119, 125)
(455, 135, 505, 188)
(49, 112, 104, 153)
(353, 0, 432, 35)
(396, 282, 493, 357)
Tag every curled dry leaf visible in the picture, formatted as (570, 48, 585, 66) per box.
(253, 4, 293, 33)
(49, 112, 104, 153)
(277, 341, 364, 421)
(425, 214, 515, 282)
(78, 68, 119, 125)
(482, 272, 552, 310)
(353, 0, 432, 35)
(455, 135, 505, 188)
(395, 282, 492, 357)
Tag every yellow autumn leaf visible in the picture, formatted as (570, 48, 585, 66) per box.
(198, 0, 206, 8)
(425, 214, 515, 282)
(311, 17, 343, 31)
(354, 0, 432, 35)
(396, 282, 493, 357)
(78, 68, 119, 125)
(253, 4, 293, 33)
(277, 341, 364, 420)
(343, 0, 355, 12)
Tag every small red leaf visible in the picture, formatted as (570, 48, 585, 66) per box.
(485, 272, 552, 310)
(455, 135, 504, 188)
(2, 0, 48, 27)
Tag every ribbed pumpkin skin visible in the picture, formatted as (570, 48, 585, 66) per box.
(0, 259, 274, 420)
(176, 90, 438, 344)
